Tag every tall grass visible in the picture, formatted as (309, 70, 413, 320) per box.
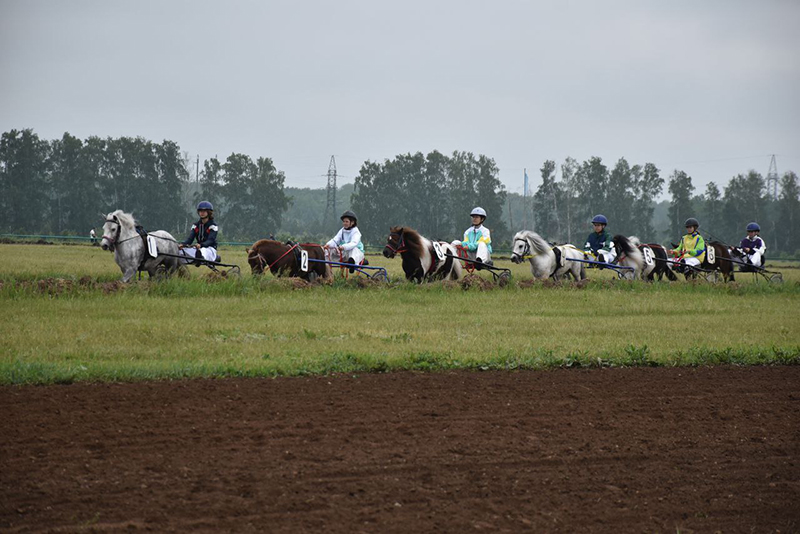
(2, 244, 799, 384)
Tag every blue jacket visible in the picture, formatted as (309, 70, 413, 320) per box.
(183, 219, 219, 248)
(740, 236, 765, 254)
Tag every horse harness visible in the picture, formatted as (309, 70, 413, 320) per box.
(514, 237, 563, 277)
(101, 216, 142, 252)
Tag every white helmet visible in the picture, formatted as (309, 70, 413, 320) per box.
(470, 207, 487, 218)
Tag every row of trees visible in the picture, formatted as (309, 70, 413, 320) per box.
(0, 129, 291, 241)
(527, 157, 663, 245)
(351, 150, 507, 243)
(523, 155, 799, 254)
(0, 129, 189, 235)
(667, 169, 800, 256)
(2, 129, 798, 254)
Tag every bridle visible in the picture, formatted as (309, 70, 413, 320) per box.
(384, 230, 407, 256)
(101, 216, 139, 251)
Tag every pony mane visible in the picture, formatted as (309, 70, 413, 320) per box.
(390, 226, 425, 257)
(516, 230, 551, 254)
(613, 234, 638, 256)
(109, 210, 136, 230)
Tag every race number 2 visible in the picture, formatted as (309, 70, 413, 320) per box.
(642, 247, 654, 266)
(706, 246, 715, 264)
(300, 250, 309, 272)
(431, 241, 446, 261)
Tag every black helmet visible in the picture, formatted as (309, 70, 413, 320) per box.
(340, 210, 357, 223)
(684, 217, 699, 228)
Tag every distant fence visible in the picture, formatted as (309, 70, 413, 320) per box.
(3, 234, 800, 263)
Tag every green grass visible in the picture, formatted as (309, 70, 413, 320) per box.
(2, 244, 799, 384)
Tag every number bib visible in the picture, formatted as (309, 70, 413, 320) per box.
(706, 246, 715, 264)
(642, 247, 654, 266)
(432, 242, 446, 261)
(300, 250, 309, 272)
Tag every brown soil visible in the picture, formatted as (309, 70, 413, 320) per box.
(2, 367, 798, 533)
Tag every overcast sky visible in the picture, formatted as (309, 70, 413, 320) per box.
(2, 0, 798, 199)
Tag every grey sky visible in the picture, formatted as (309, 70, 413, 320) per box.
(2, 0, 798, 199)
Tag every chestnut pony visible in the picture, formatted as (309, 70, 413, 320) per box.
(247, 239, 331, 281)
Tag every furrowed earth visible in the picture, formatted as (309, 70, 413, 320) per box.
(2, 367, 799, 532)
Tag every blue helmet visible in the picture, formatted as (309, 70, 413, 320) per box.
(746, 222, 760, 232)
(591, 214, 608, 225)
(197, 201, 214, 211)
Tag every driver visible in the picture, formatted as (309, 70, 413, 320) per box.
(324, 210, 365, 269)
(738, 222, 766, 267)
(583, 214, 616, 264)
(458, 207, 493, 269)
(671, 217, 706, 271)
(179, 201, 219, 264)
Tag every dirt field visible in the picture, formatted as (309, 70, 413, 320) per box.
(2, 367, 798, 533)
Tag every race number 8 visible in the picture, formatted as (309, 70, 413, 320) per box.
(642, 247, 654, 266)
(706, 246, 715, 264)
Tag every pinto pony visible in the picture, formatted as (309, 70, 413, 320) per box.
(704, 241, 735, 282)
(247, 239, 331, 281)
(100, 210, 184, 283)
(382, 226, 462, 282)
(633, 241, 677, 281)
(510, 231, 586, 281)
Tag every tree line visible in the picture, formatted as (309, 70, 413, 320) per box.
(523, 156, 799, 255)
(0, 129, 290, 241)
(2, 129, 798, 255)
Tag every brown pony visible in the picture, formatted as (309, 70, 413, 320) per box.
(246, 239, 331, 281)
(703, 241, 735, 282)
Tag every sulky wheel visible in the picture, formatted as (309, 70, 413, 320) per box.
(497, 271, 511, 287)
(769, 272, 783, 284)
(705, 271, 720, 283)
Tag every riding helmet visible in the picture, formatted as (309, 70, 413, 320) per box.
(197, 201, 214, 211)
(471, 207, 487, 218)
(591, 214, 608, 225)
(340, 210, 357, 223)
(746, 222, 760, 232)
(684, 217, 700, 228)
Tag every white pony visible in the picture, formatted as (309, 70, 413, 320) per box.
(510, 230, 586, 281)
(612, 235, 652, 280)
(626, 236, 657, 280)
(100, 210, 184, 282)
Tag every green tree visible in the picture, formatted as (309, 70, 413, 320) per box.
(0, 129, 50, 233)
(533, 160, 562, 240)
(560, 157, 580, 244)
(606, 157, 636, 234)
(667, 170, 694, 240)
(721, 171, 767, 244)
(776, 171, 800, 255)
(702, 182, 723, 239)
(631, 162, 663, 241)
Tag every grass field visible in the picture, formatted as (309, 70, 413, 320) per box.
(2, 243, 799, 384)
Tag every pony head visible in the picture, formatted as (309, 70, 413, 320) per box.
(100, 210, 135, 252)
(511, 231, 550, 264)
(383, 226, 407, 258)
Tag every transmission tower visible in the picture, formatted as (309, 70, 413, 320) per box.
(766, 154, 779, 200)
(325, 155, 337, 226)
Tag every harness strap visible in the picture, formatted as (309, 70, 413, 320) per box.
(267, 244, 299, 271)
